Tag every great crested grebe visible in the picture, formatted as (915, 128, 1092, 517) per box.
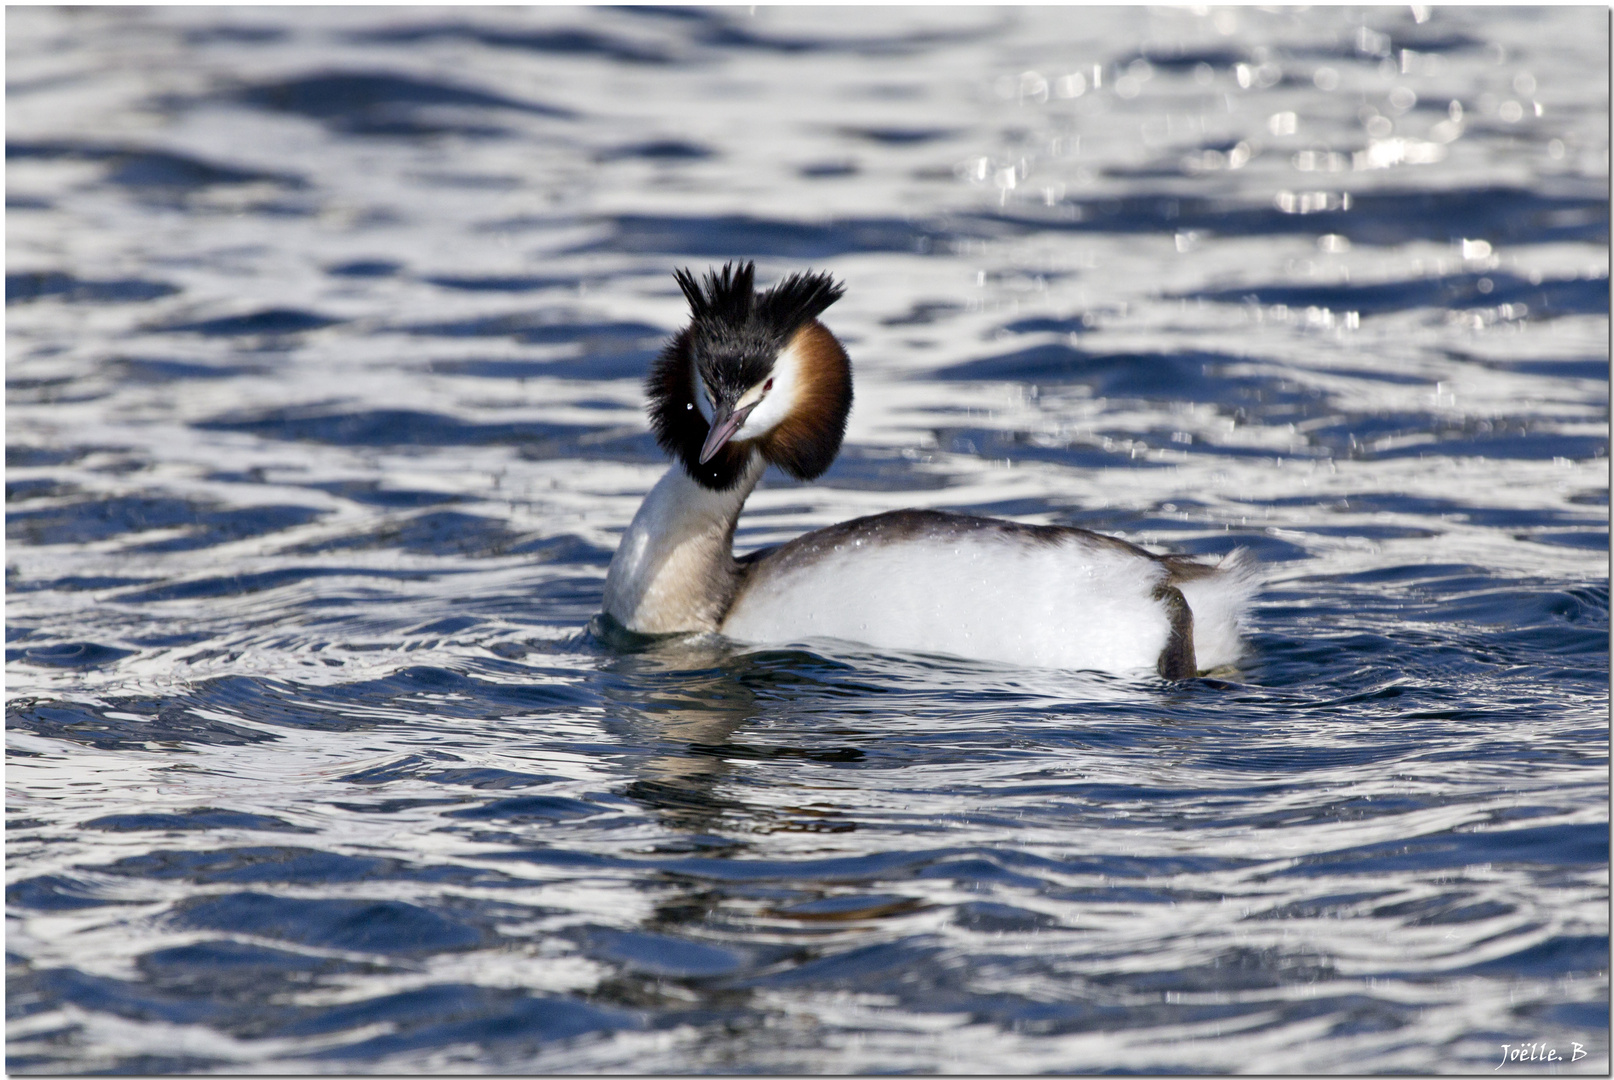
(601, 262, 1257, 678)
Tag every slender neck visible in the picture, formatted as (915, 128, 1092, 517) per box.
(602, 453, 766, 634)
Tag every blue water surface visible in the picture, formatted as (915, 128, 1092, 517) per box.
(6, 6, 1609, 1073)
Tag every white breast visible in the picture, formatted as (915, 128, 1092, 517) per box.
(722, 532, 1198, 673)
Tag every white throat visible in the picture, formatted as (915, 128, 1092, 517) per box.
(602, 454, 766, 634)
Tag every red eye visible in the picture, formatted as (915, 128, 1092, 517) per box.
(763, 378, 774, 393)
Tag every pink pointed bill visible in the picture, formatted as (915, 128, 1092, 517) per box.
(698, 401, 756, 464)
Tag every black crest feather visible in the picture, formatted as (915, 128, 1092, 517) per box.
(756, 269, 845, 335)
(674, 262, 756, 327)
(649, 262, 850, 491)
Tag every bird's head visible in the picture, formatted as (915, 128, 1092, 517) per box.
(648, 261, 852, 491)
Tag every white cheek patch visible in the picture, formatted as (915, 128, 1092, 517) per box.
(738, 336, 806, 438)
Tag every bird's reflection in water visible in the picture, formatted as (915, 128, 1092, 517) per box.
(590, 620, 866, 852)
(582, 627, 884, 1017)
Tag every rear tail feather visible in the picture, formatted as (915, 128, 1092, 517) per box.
(1177, 547, 1259, 671)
